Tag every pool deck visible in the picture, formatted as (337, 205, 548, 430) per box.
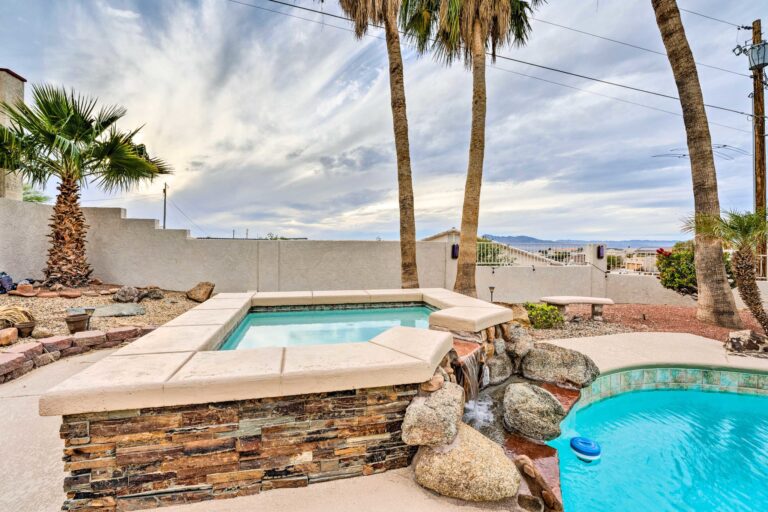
(8, 331, 768, 511)
(548, 332, 768, 374)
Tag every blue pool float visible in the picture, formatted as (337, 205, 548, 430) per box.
(570, 437, 601, 462)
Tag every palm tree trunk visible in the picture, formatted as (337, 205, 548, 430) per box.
(453, 19, 486, 298)
(651, 0, 742, 328)
(732, 248, 768, 333)
(44, 177, 92, 287)
(383, 9, 419, 289)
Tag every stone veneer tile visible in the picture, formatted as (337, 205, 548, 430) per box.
(58, 384, 419, 510)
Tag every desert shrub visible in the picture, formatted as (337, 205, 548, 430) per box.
(656, 241, 734, 296)
(524, 303, 564, 329)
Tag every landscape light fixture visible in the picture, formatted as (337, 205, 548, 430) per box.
(489, 286, 495, 303)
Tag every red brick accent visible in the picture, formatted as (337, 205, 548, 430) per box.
(40, 335, 73, 352)
(3, 341, 43, 359)
(0, 352, 25, 376)
(72, 330, 107, 348)
(106, 326, 140, 342)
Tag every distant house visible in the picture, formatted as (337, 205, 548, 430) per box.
(421, 229, 579, 267)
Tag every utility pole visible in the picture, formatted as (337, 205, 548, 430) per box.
(753, 19, 767, 275)
(162, 182, 168, 230)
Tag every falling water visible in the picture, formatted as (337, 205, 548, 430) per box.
(456, 350, 482, 402)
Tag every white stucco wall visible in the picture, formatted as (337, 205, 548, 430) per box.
(0, 198, 753, 306)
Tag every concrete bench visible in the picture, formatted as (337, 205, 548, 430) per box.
(540, 296, 615, 321)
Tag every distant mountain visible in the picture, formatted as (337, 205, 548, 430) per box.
(482, 234, 680, 249)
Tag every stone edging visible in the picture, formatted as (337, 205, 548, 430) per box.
(576, 366, 768, 409)
(0, 326, 155, 385)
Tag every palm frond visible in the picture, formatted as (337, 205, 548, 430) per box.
(684, 210, 768, 253)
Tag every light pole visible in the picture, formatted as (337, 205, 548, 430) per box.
(489, 286, 495, 303)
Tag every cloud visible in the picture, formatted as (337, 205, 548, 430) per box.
(1, 0, 759, 240)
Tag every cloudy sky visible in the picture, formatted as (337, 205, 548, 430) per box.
(0, 0, 763, 240)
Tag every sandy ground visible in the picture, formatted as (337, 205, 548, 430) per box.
(0, 289, 198, 338)
(563, 303, 760, 342)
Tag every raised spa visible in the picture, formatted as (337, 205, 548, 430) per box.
(220, 305, 434, 350)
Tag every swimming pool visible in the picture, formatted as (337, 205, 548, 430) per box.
(219, 305, 433, 350)
(550, 389, 768, 512)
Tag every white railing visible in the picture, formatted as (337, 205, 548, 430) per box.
(606, 250, 660, 275)
(476, 241, 587, 267)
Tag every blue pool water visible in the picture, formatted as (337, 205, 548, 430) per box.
(219, 306, 433, 350)
(549, 390, 768, 512)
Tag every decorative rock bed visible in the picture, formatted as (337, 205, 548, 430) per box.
(0, 326, 154, 384)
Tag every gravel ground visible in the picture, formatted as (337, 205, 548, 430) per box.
(0, 288, 198, 339)
(548, 304, 761, 342)
(530, 316, 637, 340)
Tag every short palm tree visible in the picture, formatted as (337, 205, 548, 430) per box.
(330, 0, 420, 288)
(685, 211, 768, 333)
(401, 0, 543, 296)
(0, 85, 170, 287)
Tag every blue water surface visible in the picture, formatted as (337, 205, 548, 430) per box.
(550, 389, 768, 512)
(220, 306, 432, 350)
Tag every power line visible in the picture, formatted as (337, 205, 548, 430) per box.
(679, 8, 744, 28)
(168, 198, 210, 237)
(489, 63, 751, 134)
(531, 17, 749, 78)
(225, 0, 760, 120)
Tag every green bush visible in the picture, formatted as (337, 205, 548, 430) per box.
(656, 241, 734, 296)
(524, 303, 564, 329)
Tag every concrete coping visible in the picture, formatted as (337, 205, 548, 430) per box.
(39, 288, 505, 416)
(547, 332, 768, 375)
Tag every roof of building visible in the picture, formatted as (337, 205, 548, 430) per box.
(421, 228, 460, 241)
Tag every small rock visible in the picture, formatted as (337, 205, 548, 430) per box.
(83, 291, 99, 297)
(50, 283, 64, 291)
(108, 288, 120, 294)
(420, 374, 445, 393)
(186, 282, 215, 303)
(502, 383, 565, 441)
(92, 304, 145, 318)
(90, 278, 103, 285)
(32, 328, 54, 339)
(59, 290, 82, 299)
(114, 286, 140, 303)
(402, 382, 464, 446)
(521, 343, 600, 389)
(138, 288, 164, 302)
(0, 327, 18, 347)
(413, 423, 521, 501)
(99, 290, 112, 295)
(486, 339, 513, 385)
(509, 304, 531, 328)
(33, 352, 56, 367)
(37, 291, 60, 298)
(505, 326, 534, 373)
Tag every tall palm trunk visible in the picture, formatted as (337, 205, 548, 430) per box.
(383, 8, 419, 288)
(732, 247, 768, 332)
(453, 19, 487, 298)
(651, 0, 742, 328)
(44, 177, 92, 287)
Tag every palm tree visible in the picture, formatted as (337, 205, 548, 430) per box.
(686, 211, 768, 333)
(330, 0, 420, 288)
(0, 85, 170, 287)
(402, 0, 543, 296)
(651, 0, 742, 328)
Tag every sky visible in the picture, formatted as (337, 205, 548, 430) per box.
(0, 0, 763, 240)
